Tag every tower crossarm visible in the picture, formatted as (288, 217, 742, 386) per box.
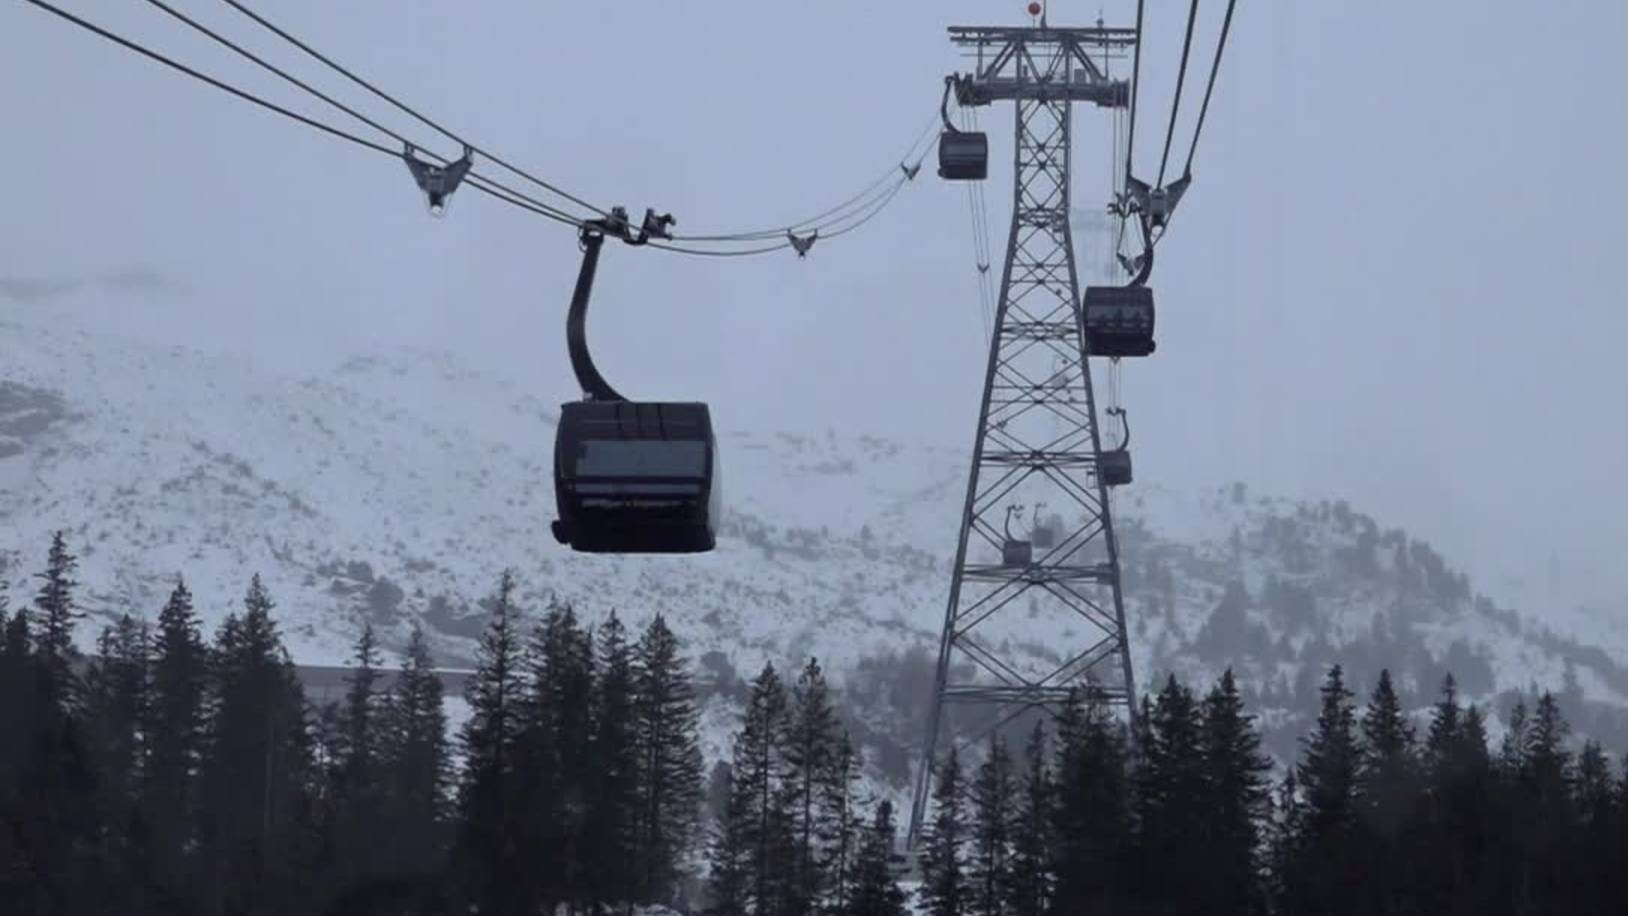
(947, 26, 1136, 108)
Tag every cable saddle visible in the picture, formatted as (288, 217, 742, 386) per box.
(1120, 173, 1191, 231)
(787, 230, 818, 258)
(403, 142, 473, 217)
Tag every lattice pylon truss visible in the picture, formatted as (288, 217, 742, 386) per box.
(908, 88, 1137, 847)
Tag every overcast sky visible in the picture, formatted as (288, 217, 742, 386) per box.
(3, 0, 1625, 617)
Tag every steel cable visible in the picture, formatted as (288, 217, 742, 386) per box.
(1158, 0, 1203, 188)
(670, 113, 939, 242)
(21, 0, 589, 231)
(137, 0, 585, 226)
(217, 0, 608, 218)
(1184, 0, 1239, 177)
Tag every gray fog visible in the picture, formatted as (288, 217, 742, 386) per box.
(3, 1, 1625, 614)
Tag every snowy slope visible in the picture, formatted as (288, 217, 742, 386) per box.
(4, 306, 1628, 773)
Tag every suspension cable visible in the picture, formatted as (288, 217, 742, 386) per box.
(21, 0, 589, 231)
(1184, 0, 1238, 177)
(646, 238, 792, 257)
(137, 0, 584, 226)
(1156, 0, 1241, 242)
(22, 1, 393, 158)
(970, 108, 995, 325)
(220, 0, 934, 252)
(216, 0, 608, 218)
(961, 109, 992, 345)
(821, 178, 908, 240)
(670, 113, 938, 242)
(1157, 0, 1202, 189)
(25, 0, 976, 260)
(1123, 0, 1146, 194)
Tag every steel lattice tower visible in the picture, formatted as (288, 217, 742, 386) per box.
(908, 22, 1140, 848)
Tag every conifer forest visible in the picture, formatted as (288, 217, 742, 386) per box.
(1, 533, 1625, 915)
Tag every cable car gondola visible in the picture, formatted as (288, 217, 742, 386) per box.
(1001, 505, 1032, 567)
(1082, 285, 1156, 358)
(550, 208, 721, 554)
(1098, 407, 1133, 488)
(937, 76, 987, 181)
(1031, 502, 1059, 550)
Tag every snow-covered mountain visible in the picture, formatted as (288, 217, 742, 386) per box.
(4, 305, 1627, 780)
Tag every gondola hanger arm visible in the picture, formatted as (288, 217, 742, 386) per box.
(566, 204, 675, 403)
(1003, 504, 1026, 541)
(941, 76, 962, 134)
(1106, 407, 1131, 450)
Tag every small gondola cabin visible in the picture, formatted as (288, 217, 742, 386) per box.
(938, 130, 989, 181)
(1099, 448, 1133, 487)
(1002, 538, 1033, 568)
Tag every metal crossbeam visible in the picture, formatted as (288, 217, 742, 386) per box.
(948, 26, 1135, 108)
(907, 22, 1139, 851)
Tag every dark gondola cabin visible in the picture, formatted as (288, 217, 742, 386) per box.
(938, 130, 988, 181)
(1082, 285, 1156, 357)
(552, 401, 720, 554)
(1099, 448, 1133, 487)
(1002, 538, 1033, 568)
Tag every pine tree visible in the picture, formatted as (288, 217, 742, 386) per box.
(1423, 674, 1463, 783)
(966, 734, 1013, 916)
(83, 616, 150, 802)
(0, 569, 99, 916)
(196, 575, 319, 916)
(916, 747, 968, 916)
(1134, 676, 1207, 913)
(1358, 669, 1418, 832)
(1455, 703, 1500, 907)
(1198, 668, 1271, 916)
(784, 657, 840, 915)
(453, 570, 528, 916)
(80, 614, 153, 909)
(1523, 692, 1574, 806)
(141, 577, 209, 896)
(0, 586, 27, 905)
(381, 623, 449, 884)
(311, 700, 345, 806)
(1004, 722, 1052, 916)
(0, 592, 23, 791)
(1416, 675, 1486, 910)
(818, 732, 860, 916)
(1511, 692, 1576, 911)
(32, 531, 82, 706)
(521, 598, 596, 910)
(1283, 665, 1361, 914)
(1356, 669, 1419, 912)
(706, 763, 750, 916)
(1050, 689, 1132, 913)
(846, 801, 906, 916)
(326, 624, 392, 898)
(1498, 698, 1529, 777)
(585, 610, 639, 907)
(1573, 741, 1616, 909)
(729, 662, 793, 915)
(1264, 771, 1302, 910)
(631, 614, 704, 907)
(1297, 666, 1360, 835)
